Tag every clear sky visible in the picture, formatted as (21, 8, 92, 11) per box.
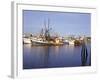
(23, 10, 91, 37)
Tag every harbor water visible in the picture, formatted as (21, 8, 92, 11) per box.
(23, 43, 91, 69)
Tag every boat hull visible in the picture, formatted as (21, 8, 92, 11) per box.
(31, 40, 63, 46)
(23, 38, 31, 44)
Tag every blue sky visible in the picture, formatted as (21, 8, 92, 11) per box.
(23, 10, 91, 36)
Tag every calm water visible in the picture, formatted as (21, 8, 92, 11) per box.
(23, 44, 91, 69)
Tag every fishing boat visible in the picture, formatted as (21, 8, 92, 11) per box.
(68, 40, 75, 45)
(31, 19, 64, 46)
(31, 39, 63, 46)
(63, 39, 69, 44)
(23, 38, 31, 44)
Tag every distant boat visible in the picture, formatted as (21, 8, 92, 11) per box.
(69, 40, 75, 45)
(63, 39, 69, 44)
(23, 38, 31, 44)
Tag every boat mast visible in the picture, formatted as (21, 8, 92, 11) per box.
(47, 18, 50, 40)
(44, 18, 51, 41)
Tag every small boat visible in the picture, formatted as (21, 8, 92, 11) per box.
(68, 40, 82, 46)
(69, 40, 75, 45)
(74, 40, 82, 46)
(63, 39, 69, 44)
(23, 38, 31, 44)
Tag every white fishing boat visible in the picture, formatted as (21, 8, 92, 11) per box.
(23, 38, 31, 44)
(63, 39, 69, 44)
(69, 40, 75, 45)
(31, 19, 64, 46)
(31, 37, 63, 46)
